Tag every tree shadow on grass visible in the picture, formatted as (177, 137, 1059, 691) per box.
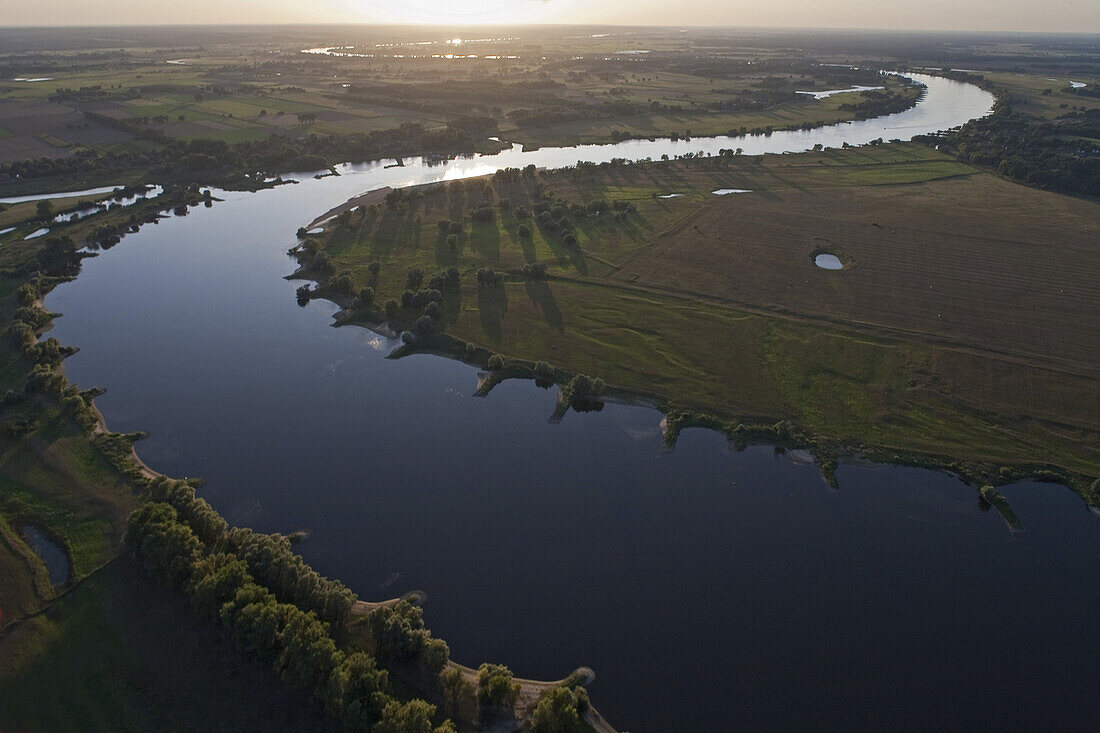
(524, 280, 564, 331)
(477, 284, 508, 344)
(468, 220, 501, 264)
(442, 284, 463, 326)
(434, 231, 461, 267)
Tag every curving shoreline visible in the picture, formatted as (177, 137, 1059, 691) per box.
(27, 69, 1013, 731)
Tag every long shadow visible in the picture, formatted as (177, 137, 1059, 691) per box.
(523, 280, 564, 331)
(442, 284, 462, 326)
(569, 249, 589, 276)
(434, 231, 460, 267)
(538, 224, 573, 268)
(468, 220, 501, 264)
(477, 284, 508, 344)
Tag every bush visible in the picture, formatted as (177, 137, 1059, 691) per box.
(465, 342, 477, 356)
(415, 315, 435, 334)
(538, 211, 557, 230)
(521, 262, 547, 278)
(477, 663, 520, 708)
(567, 374, 606, 398)
(530, 686, 589, 733)
(384, 299, 399, 318)
(562, 232, 577, 248)
(328, 272, 355, 294)
(406, 268, 425, 290)
(517, 224, 531, 238)
(534, 361, 554, 380)
(423, 302, 442, 320)
(487, 354, 504, 370)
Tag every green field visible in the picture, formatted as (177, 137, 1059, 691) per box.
(302, 144, 1100, 485)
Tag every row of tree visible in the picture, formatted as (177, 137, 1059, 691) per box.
(125, 496, 455, 732)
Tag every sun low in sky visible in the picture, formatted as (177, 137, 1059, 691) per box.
(6, 0, 1099, 32)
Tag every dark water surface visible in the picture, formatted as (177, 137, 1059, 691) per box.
(42, 78, 1099, 730)
(21, 526, 70, 586)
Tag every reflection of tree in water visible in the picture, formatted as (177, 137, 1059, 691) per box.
(524, 280, 564, 331)
(477, 284, 508, 344)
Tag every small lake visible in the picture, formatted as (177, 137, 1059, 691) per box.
(40, 74, 1099, 730)
(815, 253, 844, 269)
(21, 526, 70, 586)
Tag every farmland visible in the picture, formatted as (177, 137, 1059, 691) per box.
(0, 25, 920, 183)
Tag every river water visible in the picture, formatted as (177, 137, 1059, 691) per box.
(42, 75, 1100, 730)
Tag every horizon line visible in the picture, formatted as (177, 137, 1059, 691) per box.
(1, 22, 1098, 35)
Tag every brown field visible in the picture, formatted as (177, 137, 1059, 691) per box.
(613, 174, 1100, 375)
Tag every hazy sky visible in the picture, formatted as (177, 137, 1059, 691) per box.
(7, 0, 1100, 32)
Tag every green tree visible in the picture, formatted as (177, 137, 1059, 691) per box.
(530, 685, 590, 733)
(373, 699, 438, 733)
(125, 503, 203, 587)
(440, 666, 469, 717)
(326, 651, 390, 730)
(477, 663, 520, 709)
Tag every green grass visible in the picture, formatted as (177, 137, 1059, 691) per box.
(308, 145, 1100, 482)
(0, 556, 336, 732)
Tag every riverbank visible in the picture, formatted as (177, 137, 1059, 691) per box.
(293, 148, 1100, 503)
(0, 200, 621, 730)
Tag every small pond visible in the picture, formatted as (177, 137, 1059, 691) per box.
(814, 253, 845, 269)
(21, 526, 71, 586)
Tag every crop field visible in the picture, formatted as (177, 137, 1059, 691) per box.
(0, 30, 919, 165)
(310, 144, 1100, 476)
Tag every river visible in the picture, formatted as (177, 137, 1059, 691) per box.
(42, 74, 1100, 730)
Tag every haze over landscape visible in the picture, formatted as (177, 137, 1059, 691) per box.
(0, 6, 1097, 733)
(6, 0, 1100, 32)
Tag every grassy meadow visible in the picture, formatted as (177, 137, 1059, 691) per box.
(303, 144, 1100, 483)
